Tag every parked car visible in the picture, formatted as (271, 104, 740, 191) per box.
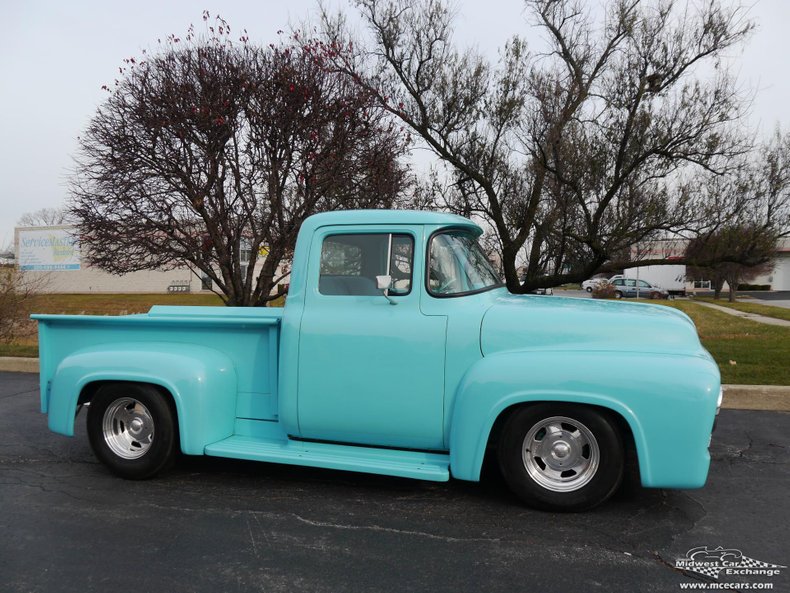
(582, 275, 623, 292)
(33, 210, 718, 512)
(582, 277, 608, 292)
(610, 278, 669, 299)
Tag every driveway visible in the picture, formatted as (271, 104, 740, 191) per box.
(741, 291, 790, 309)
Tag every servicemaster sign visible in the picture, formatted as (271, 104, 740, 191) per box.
(18, 229, 80, 271)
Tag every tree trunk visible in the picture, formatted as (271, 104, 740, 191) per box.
(726, 273, 740, 303)
(712, 278, 724, 300)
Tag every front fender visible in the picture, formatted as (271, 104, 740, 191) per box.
(48, 342, 237, 454)
(449, 350, 720, 488)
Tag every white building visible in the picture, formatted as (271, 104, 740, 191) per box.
(625, 238, 790, 293)
(14, 225, 279, 294)
(760, 238, 790, 290)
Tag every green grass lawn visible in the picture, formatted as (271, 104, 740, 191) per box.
(692, 296, 790, 323)
(0, 343, 38, 357)
(27, 292, 225, 315)
(659, 300, 790, 385)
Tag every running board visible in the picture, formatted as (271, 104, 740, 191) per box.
(204, 435, 450, 482)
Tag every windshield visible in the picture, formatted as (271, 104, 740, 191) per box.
(428, 230, 502, 296)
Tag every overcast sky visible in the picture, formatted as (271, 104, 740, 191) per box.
(2, 0, 788, 248)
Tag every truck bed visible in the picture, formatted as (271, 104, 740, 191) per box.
(33, 306, 282, 421)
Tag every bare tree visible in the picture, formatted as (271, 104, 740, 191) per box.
(70, 15, 411, 306)
(0, 266, 46, 343)
(686, 226, 776, 301)
(0, 242, 13, 261)
(323, 0, 754, 291)
(17, 207, 69, 227)
(685, 130, 790, 301)
(758, 128, 790, 238)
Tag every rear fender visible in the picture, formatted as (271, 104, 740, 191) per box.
(48, 343, 237, 454)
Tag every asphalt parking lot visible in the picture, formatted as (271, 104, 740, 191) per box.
(1, 371, 788, 593)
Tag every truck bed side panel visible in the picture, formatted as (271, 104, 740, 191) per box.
(34, 307, 282, 453)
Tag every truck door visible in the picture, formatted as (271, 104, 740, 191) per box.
(296, 227, 447, 450)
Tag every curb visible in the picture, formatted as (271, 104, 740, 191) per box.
(1, 357, 788, 412)
(0, 357, 39, 374)
(722, 385, 790, 412)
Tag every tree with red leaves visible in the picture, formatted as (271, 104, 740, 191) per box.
(70, 16, 410, 306)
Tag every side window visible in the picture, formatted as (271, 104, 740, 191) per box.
(625, 279, 637, 287)
(319, 233, 414, 296)
(612, 279, 624, 286)
(637, 280, 651, 288)
(389, 234, 414, 294)
(427, 231, 501, 295)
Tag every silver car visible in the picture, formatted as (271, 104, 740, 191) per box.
(610, 278, 669, 299)
(582, 275, 623, 292)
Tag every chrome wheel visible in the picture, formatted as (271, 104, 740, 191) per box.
(102, 397, 155, 460)
(521, 416, 600, 493)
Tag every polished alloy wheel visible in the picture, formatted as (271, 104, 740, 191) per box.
(102, 397, 155, 459)
(521, 415, 600, 492)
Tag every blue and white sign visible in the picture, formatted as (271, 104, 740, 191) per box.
(18, 228, 81, 271)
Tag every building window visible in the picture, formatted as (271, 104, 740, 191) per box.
(240, 239, 252, 263)
(201, 274, 212, 290)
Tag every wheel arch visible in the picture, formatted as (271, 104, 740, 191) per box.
(47, 343, 237, 454)
(483, 400, 639, 481)
(451, 390, 647, 483)
(79, 380, 181, 448)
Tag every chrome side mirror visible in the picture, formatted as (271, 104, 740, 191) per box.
(376, 275, 392, 290)
(375, 275, 397, 305)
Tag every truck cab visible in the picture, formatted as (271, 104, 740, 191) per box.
(281, 211, 500, 452)
(33, 210, 722, 511)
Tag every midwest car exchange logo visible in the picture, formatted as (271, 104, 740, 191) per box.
(676, 546, 785, 580)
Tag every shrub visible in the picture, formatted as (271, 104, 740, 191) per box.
(591, 282, 617, 299)
(0, 267, 41, 343)
(737, 283, 771, 291)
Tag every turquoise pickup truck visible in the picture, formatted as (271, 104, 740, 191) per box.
(33, 210, 721, 511)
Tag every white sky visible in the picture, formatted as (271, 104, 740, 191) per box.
(1, 0, 788, 247)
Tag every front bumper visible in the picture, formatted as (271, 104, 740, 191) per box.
(712, 387, 724, 435)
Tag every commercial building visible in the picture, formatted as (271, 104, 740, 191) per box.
(14, 225, 278, 294)
(624, 238, 790, 293)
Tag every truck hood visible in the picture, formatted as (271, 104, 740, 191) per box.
(480, 294, 707, 357)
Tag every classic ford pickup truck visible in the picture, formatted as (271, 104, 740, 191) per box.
(34, 210, 722, 511)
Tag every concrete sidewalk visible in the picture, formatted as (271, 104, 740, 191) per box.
(694, 300, 790, 327)
(2, 358, 788, 412)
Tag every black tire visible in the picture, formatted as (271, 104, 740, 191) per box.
(87, 382, 177, 479)
(585, 286, 593, 293)
(497, 403, 624, 512)
(614, 291, 623, 299)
